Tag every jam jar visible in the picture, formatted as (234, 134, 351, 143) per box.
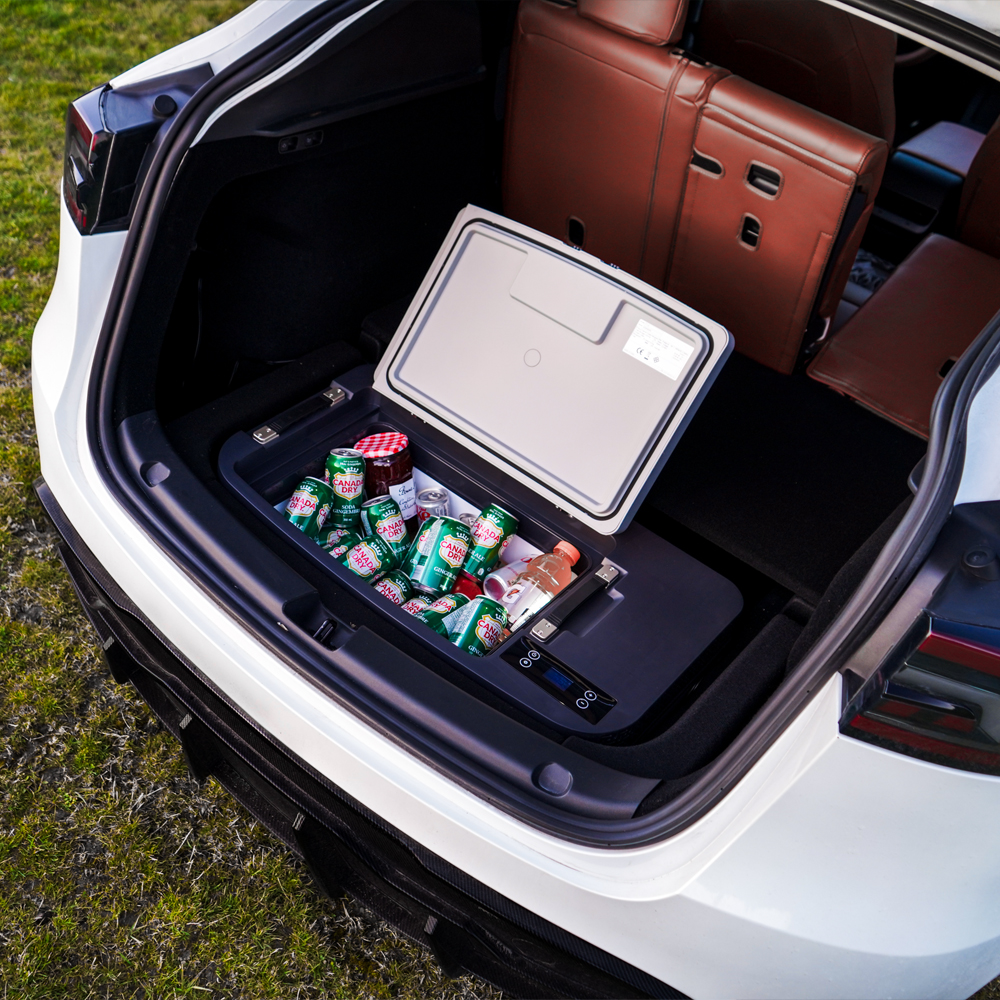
(353, 431, 418, 534)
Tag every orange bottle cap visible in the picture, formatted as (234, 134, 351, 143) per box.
(553, 540, 581, 565)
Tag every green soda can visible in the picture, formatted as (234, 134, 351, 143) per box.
(338, 534, 397, 580)
(359, 495, 409, 559)
(400, 595, 432, 616)
(461, 504, 519, 582)
(371, 569, 412, 606)
(324, 448, 366, 527)
(316, 524, 355, 550)
(414, 592, 470, 636)
(325, 531, 362, 560)
(402, 516, 473, 597)
(285, 477, 334, 538)
(444, 596, 508, 657)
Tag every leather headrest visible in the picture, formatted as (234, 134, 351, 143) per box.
(577, 0, 688, 46)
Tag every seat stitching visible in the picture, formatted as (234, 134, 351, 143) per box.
(521, 28, 678, 90)
(704, 105, 863, 179)
(639, 58, 688, 277)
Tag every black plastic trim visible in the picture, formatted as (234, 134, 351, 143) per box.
(37, 477, 684, 1000)
(78, 0, 1000, 847)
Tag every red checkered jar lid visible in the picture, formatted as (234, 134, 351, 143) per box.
(354, 431, 409, 458)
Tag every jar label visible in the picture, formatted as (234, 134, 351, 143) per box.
(389, 477, 416, 519)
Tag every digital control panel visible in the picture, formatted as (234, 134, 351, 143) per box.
(500, 638, 616, 724)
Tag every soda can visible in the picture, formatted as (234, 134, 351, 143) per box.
(416, 487, 450, 525)
(285, 477, 334, 538)
(325, 531, 362, 560)
(462, 504, 519, 582)
(458, 512, 477, 528)
(414, 592, 469, 635)
(324, 448, 366, 527)
(400, 595, 432, 616)
(372, 569, 412, 606)
(338, 534, 397, 580)
(445, 596, 508, 657)
(359, 495, 409, 559)
(482, 556, 533, 601)
(402, 516, 473, 597)
(316, 524, 354, 550)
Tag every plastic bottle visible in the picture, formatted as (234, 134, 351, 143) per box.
(499, 540, 580, 628)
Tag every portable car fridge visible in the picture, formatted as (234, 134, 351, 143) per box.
(219, 206, 741, 738)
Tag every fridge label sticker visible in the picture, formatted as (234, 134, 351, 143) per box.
(622, 319, 694, 380)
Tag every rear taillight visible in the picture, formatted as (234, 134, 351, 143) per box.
(63, 65, 211, 234)
(843, 617, 1000, 774)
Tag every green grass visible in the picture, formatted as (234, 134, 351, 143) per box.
(0, 3, 500, 997)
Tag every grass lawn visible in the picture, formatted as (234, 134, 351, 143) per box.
(0, 3, 500, 997)
(3, 3, 1000, 1000)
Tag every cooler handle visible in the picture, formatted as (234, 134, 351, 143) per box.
(529, 560, 620, 642)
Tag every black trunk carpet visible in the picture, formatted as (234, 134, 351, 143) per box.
(644, 351, 926, 604)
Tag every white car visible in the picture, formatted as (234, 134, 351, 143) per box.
(33, 0, 1000, 996)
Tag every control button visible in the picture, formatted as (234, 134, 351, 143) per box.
(528, 650, 540, 660)
(576, 697, 590, 710)
(584, 690, 597, 702)
(519, 657, 532, 668)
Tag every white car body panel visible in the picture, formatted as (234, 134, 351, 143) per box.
(31, 2, 1000, 996)
(109, 0, 326, 89)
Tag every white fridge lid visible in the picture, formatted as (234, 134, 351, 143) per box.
(373, 206, 732, 535)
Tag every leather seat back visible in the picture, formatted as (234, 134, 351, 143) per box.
(957, 116, 1000, 259)
(503, 0, 720, 281)
(504, 0, 887, 375)
(666, 76, 887, 372)
(696, 0, 897, 143)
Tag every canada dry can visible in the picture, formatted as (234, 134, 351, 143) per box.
(324, 531, 362, 560)
(402, 516, 472, 597)
(371, 569, 412, 606)
(400, 595, 432, 616)
(445, 596, 508, 657)
(462, 504, 519, 582)
(285, 477, 334, 538)
(316, 524, 355, 550)
(416, 487, 450, 525)
(414, 592, 469, 636)
(324, 448, 366, 527)
(359, 495, 409, 559)
(338, 534, 397, 580)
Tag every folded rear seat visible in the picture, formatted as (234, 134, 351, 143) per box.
(665, 75, 886, 373)
(503, 0, 727, 282)
(503, 0, 888, 375)
(809, 118, 1000, 438)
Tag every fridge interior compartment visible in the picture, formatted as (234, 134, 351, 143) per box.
(218, 376, 744, 738)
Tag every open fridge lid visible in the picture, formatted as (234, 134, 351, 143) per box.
(373, 206, 733, 535)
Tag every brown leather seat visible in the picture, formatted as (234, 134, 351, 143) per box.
(503, 0, 726, 282)
(807, 234, 1000, 438)
(696, 0, 897, 144)
(957, 116, 1000, 259)
(504, 0, 887, 374)
(665, 75, 887, 372)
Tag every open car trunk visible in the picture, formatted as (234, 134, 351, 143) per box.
(103, 0, 928, 841)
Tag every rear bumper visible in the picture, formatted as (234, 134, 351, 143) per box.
(37, 476, 680, 1000)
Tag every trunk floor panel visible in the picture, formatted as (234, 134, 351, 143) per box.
(646, 352, 926, 604)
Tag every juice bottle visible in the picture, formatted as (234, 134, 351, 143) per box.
(500, 541, 580, 629)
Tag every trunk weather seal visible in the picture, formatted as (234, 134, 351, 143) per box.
(84, 0, 1000, 846)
